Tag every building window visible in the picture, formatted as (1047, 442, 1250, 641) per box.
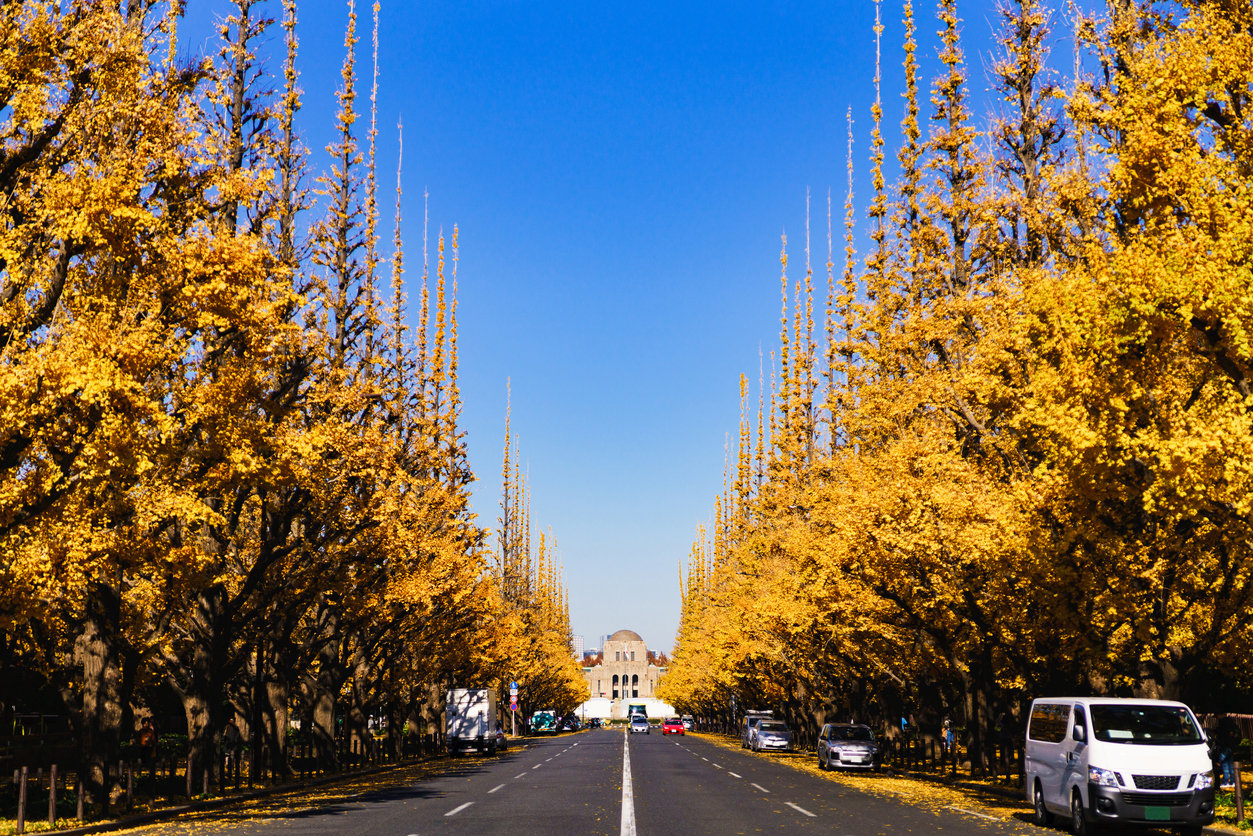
(615, 651, 621, 661)
(630, 651, 635, 661)
(613, 690, 618, 699)
(632, 689, 638, 698)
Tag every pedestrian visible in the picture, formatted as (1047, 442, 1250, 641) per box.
(1216, 716, 1241, 790)
(222, 717, 243, 777)
(136, 717, 157, 764)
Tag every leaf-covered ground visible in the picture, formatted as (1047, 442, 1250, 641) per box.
(698, 733, 1251, 834)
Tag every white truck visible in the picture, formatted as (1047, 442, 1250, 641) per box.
(446, 689, 503, 755)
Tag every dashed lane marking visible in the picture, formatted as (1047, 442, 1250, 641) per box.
(445, 802, 473, 817)
(751, 783, 771, 793)
(786, 802, 816, 817)
(728, 772, 742, 778)
(488, 784, 505, 794)
(947, 805, 999, 821)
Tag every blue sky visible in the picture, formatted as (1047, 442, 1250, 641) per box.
(184, 0, 1017, 652)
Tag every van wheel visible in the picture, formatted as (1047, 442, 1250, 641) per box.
(1032, 782, 1051, 826)
(1070, 790, 1091, 835)
(818, 752, 826, 770)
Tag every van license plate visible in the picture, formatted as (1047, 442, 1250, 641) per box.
(1144, 807, 1170, 821)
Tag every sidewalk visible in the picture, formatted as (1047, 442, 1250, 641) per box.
(9, 750, 472, 836)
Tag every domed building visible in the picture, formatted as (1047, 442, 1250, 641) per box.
(579, 629, 672, 720)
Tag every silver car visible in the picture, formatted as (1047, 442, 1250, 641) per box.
(630, 715, 650, 734)
(753, 720, 794, 752)
(817, 723, 879, 770)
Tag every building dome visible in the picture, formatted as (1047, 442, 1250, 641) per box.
(607, 629, 644, 643)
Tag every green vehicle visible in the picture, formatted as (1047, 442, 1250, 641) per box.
(530, 710, 557, 734)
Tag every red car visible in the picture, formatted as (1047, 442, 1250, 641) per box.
(662, 717, 685, 735)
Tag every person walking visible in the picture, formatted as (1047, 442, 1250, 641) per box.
(1216, 716, 1241, 790)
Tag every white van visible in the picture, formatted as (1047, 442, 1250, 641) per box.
(1024, 697, 1215, 835)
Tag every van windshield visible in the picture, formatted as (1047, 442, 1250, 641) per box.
(1089, 704, 1203, 745)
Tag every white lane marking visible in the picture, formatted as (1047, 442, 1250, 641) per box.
(712, 764, 722, 769)
(445, 802, 473, 817)
(728, 772, 742, 778)
(947, 805, 999, 821)
(546, 757, 553, 762)
(751, 783, 771, 793)
(515, 772, 527, 779)
(487, 784, 505, 794)
(621, 734, 637, 836)
(786, 802, 817, 817)
(701, 756, 708, 761)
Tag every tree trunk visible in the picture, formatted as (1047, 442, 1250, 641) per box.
(75, 581, 125, 816)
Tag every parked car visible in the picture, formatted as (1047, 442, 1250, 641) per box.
(662, 717, 685, 735)
(681, 715, 694, 732)
(817, 723, 879, 770)
(630, 715, 651, 734)
(741, 710, 773, 749)
(588, 718, 603, 729)
(1024, 697, 1214, 835)
(753, 720, 793, 752)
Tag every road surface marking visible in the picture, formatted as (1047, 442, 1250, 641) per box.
(445, 802, 473, 817)
(712, 763, 721, 769)
(786, 802, 816, 817)
(947, 805, 998, 821)
(728, 772, 742, 778)
(621, 736, 637, 836)
(515, 773, 527, 779)
(532, 764, 542, 769)
(752, 783, 771, 793)
(488, 784, 505, 794)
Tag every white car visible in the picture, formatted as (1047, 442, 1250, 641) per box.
(630, 716, 650, 734)
(1025, 697, 1214, 835)
(817, 723, 878, 770)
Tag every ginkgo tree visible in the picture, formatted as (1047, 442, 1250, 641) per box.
(664, 0, 1253, 777)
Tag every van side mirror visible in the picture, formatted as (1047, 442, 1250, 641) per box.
(1073, 725, 1086, 742)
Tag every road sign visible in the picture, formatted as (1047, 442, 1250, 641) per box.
(509, 697, 518, 711)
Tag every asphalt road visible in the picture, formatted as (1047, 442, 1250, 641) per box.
(162, 728, 1063, 836)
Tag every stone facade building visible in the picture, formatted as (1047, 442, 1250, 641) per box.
(581, 629, 669, 720)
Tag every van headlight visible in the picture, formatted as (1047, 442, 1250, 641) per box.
(1195, 771, 1214, 790)
(1089, 766, 1119, 787)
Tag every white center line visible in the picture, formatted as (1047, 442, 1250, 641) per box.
(711, 763, 721, 769)
(786, 802, 816, 817)
(532, 764, 542, 770)
(445, 802, 473, 817)
(515, 773, 527, 779)
(621, 735, 637, 836)
(701, 756, 709, 761)
(728, 772, 742, 778)
(487, 784, 505, 794)
(751, 783, 771, 793)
